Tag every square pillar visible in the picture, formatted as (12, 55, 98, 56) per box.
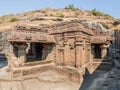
(16, 43, 28, 66)
(64, 40, 75, 66)
(101, 45, 107, 59)
(75, 42, 83, 68)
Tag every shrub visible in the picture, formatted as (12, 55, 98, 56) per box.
(9, 18, 19, 22)
(104, 14, 111, 19)
(59, 14, 64, 18)
(68, 4, 74, 9)
(65, 4, 78, 11)
(92, 9, 102, 16)
(49, 14, 54, 16)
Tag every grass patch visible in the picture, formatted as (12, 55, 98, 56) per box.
(9, 18, 19, 22)
(49, 14, 54, 16)
(59, 14, 64, 18)
(104, 14, 111, 19)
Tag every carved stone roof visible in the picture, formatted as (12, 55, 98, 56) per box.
(8, 19, 113, 44)
(48, 20, 94, 35)
(91, 36, 113, 44)
(8, 31, 55, 43)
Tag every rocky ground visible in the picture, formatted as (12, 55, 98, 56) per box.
(80, 52, 120, 90)
(98, 68, 120, 90)
(98, 57, 120, 90)
(0, 67, 80, 90)
(0, 65, 115, 90)
(0, 58, 119, 90)
(79, 70, 109, 90)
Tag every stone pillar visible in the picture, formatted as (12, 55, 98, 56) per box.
(81, 44, 85, 66)
(86, 44, 91, 63)
(75, 41, 82, 68)
(16, 43, 28, 66)
(56, 48, 64, 65)
(101, 44, 108, 59)
(77, 39, 86, 67)
(5, 52, 17, 71)
(55, 34, 64, 65)
(31, 43, 36, 59)
(85, 44, 88, 64)
(91, 45, 95, 60)
(64, 40, 75, 66)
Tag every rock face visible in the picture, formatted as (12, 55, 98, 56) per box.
(98, 68, 120, 90)
(81, 20, 108, 31)
(0, 31, 11, 68)
(0, 68, 80, 90)
(0, 31, 12, 53)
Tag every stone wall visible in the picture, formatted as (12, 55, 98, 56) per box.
(0, 30, 12, 53)
(54, 30, 92, 68)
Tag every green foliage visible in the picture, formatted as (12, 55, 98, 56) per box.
(59, 14, 64, 18)
(65, 4, 78, 11)
(92, 9, 102, 16)
(68, 4, 74, 9)
(104, 14, 111, 19)
(9, 18, 19, 22)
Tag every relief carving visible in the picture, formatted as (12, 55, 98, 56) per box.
(68, 39, 75, 49)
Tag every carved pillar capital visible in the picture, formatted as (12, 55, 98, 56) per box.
(13, 43, 28, 50)
(100, 41, 111, 49)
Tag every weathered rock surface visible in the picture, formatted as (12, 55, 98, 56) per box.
(0, 31, 12, 53)
(0, 67, 80, 90)
(81, 20, 108, 31)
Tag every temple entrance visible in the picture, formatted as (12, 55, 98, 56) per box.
(94, 44, 101, 59)
(26, 43, 44, 62)
(26, 42, 54, 62)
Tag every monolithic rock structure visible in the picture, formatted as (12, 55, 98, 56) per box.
(2, 19, 112, 84)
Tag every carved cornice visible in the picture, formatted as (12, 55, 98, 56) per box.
(91, 36, 113, 44)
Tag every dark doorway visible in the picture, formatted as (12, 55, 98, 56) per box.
(26, 43, 44, 62)
(94, 44, 101, 58)
(35, 43, 43, 60)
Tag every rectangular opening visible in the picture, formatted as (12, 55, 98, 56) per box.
(26, 42, 53, 62)
(94, 44, 101, 59)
